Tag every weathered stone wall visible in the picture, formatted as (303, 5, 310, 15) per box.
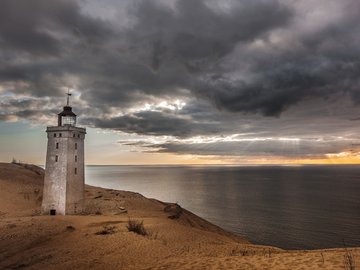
(65, 130, 85, 214)
(41, 126, 86, 215)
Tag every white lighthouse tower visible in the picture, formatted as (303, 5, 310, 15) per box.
(42, 92, 86, 215)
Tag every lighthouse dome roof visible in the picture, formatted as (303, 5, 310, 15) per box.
(58, 106, 76, 117)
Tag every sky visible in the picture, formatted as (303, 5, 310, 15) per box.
(1, 0, 360, 165)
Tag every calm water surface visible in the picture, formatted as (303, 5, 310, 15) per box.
(85, 165, 360, 250)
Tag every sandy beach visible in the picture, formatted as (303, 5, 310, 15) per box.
(0, 162, 358, 270)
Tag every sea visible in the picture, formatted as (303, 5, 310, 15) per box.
(85, 165, 360, 250)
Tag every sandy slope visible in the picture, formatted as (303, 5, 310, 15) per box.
(0, 162, 358, 270)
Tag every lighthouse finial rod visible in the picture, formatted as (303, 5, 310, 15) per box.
(66, 88, 72, 106)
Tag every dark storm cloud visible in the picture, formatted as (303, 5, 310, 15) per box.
(195, 19, 360, 115)
(0, 0, 110, 56)
(0, 0, 112, 96)
(1, 0, 360, 159)
(78, 0, 294, 111)
(84, 111, 192, 137)
(83, 109, 222, 137)
(124, 0, 360, 118)
(207, 68, 335, 116)
(0, 0, 294, 104)
(127, 0, 292, 68)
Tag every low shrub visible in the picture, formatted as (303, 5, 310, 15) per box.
(127, 219, 147, 236)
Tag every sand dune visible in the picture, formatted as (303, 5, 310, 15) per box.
(0, 162, 358, 269)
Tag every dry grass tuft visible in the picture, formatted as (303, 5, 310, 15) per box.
(344, 249, 356, 270)
(95, 225, 117, 235)
(127, 219, 148, 236)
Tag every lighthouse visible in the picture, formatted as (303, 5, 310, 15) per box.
(41, 92, 86, 215)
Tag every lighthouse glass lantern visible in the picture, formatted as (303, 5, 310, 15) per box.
(61, 116, 76, 126)
(58, 106, 77, 126)
(62, 114, 76, 126)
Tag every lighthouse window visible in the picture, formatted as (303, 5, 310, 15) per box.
(54, 133, 56, 137)
(78, 134, 80, 138)
(73, 134, 75, 137)
(62, 115, 76, 126)
(55, 155, 58, 162)
(59, 133, 62, 137)
(75, 155, 77, 162)
(56, 143, 59, 149)
(74, 168, 77, 174)
(75, 143, 77, 149)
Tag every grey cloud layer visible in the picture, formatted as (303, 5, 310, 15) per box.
(1, 0, 360, 159)
(144, 139, 353, 158)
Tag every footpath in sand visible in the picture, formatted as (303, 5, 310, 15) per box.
(0, 162, 359, 270)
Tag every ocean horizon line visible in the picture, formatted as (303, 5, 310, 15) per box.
(84, 163, 360, 167)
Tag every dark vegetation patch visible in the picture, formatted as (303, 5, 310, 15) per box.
(95, 225, 117, 235)
(65, 225, 75, 232)
(164, 203, 183, 219)
(127, 219, 147, 236)
(87, 220, 125, 227)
